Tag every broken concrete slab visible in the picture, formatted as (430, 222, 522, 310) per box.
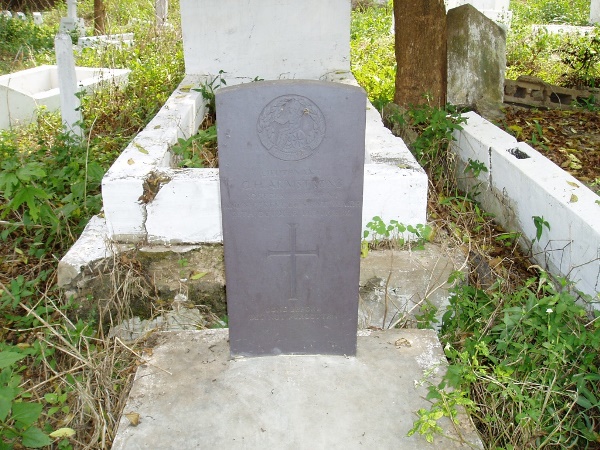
(359, 245, 466, 329)
(111, 329, 483, 449)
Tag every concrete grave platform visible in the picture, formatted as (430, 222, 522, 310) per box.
(112, 329, 483, 449)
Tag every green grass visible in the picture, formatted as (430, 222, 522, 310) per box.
(0, 1, 185, 447)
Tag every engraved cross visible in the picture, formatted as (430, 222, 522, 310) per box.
(267, 223, 319, 300)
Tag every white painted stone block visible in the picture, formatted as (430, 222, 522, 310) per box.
(2, 11, 12, 18)
(55, 33, 83, 138)
(102, 75, 427, 245)
(146, 169, 222, 243)
(363, 164, 427, 229)
(57, 216, 115, 287)
(490, 141, 600, 299)
(16, 11, 26, 20)
(0, 65, 130, 130)
(78, 33, 134, 49)
(33, 12, 43, 25)
(591, 0, 600, 24)
(452, 113, 600, 303)
(59, 17, 85, 36)
(453, 111, 517, 184)
(179, 0, 351, 79)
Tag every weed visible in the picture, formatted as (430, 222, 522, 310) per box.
(350, 2, 395, 110)
(387, 102, 466, 182)
(171, 125, 218, 169)
(532, 215, 551, 242)
(362, 216, 434, 253)
(194, 70, 227, 121)
(464, 158, 488, 179)
(423, 273, 600, 448)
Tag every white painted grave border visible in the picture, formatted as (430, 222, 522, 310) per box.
(451, 111, 600, 303)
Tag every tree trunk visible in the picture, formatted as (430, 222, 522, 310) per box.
(94, 0, 106, 35)
(393, 0, 447, 108)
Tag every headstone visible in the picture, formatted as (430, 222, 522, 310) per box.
(447, 4, 506, 107)
(155, 0, 168, 26)
(16, 11, 26, 20)
(217, 80, 366, 356)
(33, 12, 43, 25)
(55, 33, 83, 139)
(591, 0, 600, 24)
(179, 0, 350, 80)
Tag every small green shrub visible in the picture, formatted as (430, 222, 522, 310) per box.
(350, 2, 395, 110)
(415, 273, 600, 448)
(0, 16, 56, 74)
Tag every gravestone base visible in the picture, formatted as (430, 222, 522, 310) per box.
(111, 329, 483, 449)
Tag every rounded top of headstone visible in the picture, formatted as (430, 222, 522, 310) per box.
(257, 95, 326, 161)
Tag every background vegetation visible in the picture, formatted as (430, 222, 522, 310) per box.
(1, 0, 184, 447)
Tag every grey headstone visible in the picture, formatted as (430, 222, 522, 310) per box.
(216, 80, 366, 357)
(447, 4, 506, 107)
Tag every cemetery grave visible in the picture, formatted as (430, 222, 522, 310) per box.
(0, 0, 598, 448)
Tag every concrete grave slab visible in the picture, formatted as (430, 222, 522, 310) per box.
(217, 80, 366, 356)
(111, 329, 483, 449)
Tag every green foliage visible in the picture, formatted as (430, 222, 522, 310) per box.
(507, 1, 598, 87)
(0, 131, 104, 251)
(414, 300, 439, 330)
(171, 125, 217, 168)
(350, 2, 395, 110)
(559, 31, 600, 87)
(194, 70, 227, 120)
(417, 274, 600, 448)
(362, 216, 434, 253)
(0, 351, 52, 449)
(0, 16, 56, 74)
(532, 215, 550, 242)
(510, 0, 590, 26)
(464, 158, 488, 178)
(387, 103, 466, 181)
(407, 385, 475, 443)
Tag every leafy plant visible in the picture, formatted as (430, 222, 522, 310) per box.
(362, 216, 434, 253)
(416, 273, 600, 448)
(387, 102, 466, 182)
(350, 2, 395, 110)
(464, 158, 488, 178)
(194, 70, 227, 120)
(532, 215, 551, 242)
(0, 351, 52, 448)
(171, 125, 218, 168)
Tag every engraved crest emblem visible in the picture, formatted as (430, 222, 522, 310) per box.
(257, 95, 326, 161)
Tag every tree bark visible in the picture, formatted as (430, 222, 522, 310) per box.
(393, 0, 447, 108)
(94, 0, 106, 35)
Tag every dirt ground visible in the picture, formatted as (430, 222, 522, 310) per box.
(498, 106, 600, 195)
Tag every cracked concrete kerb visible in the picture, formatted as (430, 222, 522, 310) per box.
(112, 329, 483, 449)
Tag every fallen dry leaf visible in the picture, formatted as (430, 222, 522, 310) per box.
(125, 412, 140, 426)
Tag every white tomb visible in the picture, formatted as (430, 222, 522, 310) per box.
(591, 0, 600, 24)
(100, 0, 427, 245)
(445, 0, 512, 27)
(78, 33, 134, 49)
(0, 65, 130, 130)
